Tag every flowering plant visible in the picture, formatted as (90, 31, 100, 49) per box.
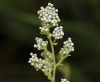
(28, 3, 74, 82)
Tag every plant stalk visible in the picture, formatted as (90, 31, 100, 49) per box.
(48, 35, 56, 82)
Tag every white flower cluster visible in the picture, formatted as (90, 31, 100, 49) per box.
(61, 78, 69, 82)
(41, 58, 53, 79)
(39, 26, 49, 34)
(28, 52, 53, 79)
(41, 51, 53, 78)
(37, 3, 60, 27)
(28, 53, 43, 70)
(59, 38, 74, 56)
(52, 26, 64, 39)
(34, 37, 48, 50)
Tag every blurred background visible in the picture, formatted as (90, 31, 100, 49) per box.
(0, 0, 100, 82)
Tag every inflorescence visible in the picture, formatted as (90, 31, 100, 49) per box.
(28, 2, 74, 82)
(37, 3, 60, 27)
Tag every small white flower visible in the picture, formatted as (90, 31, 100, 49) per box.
(52, 26, 64, 39)
(59, 38, 74, 55)
(48, 3, 53, 7)
(61, 78, 69, 82)
(34, 37, 48, 50)
(39, 27, 49, 34)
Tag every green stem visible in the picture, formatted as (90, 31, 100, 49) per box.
(48, 35, 56, 82)
(56, 55, 68, 68)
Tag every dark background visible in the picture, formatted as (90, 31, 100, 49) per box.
(0, 0, 100, 82)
